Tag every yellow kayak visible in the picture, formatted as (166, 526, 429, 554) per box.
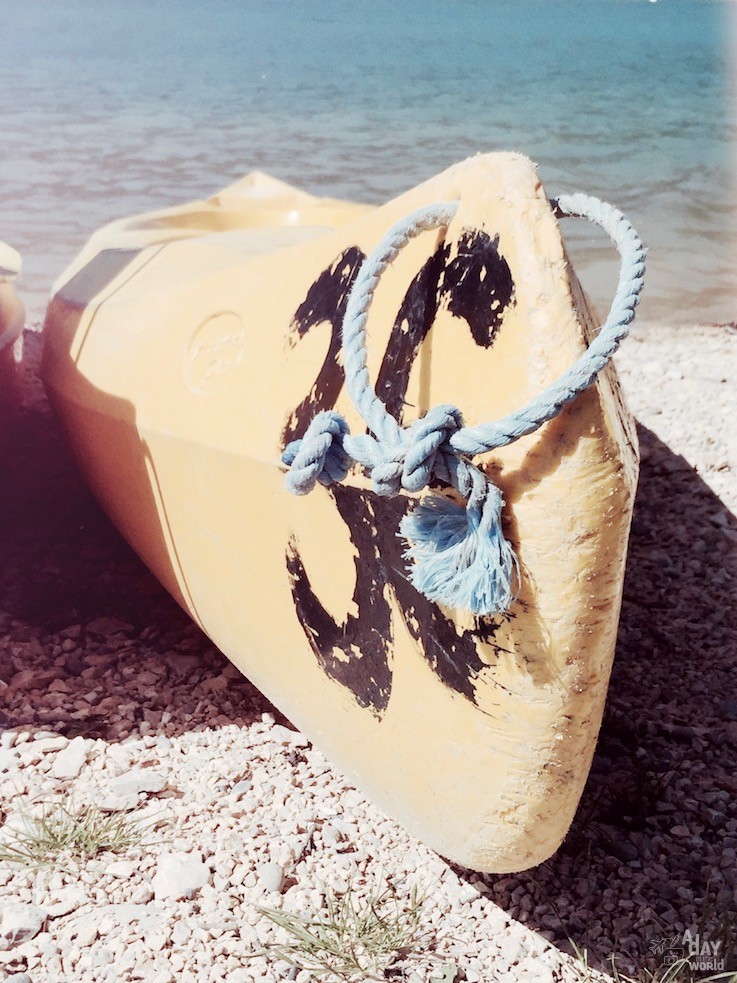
(42, 153, 643, 872)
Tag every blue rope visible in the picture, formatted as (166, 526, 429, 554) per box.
(283, 193, 646, 616)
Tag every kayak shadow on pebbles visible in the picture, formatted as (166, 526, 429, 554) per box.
(1, 330, 736, 979)
(456, 422, 737, 975)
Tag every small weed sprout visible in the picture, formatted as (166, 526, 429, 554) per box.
(257, 881, 430, 981)
(0, 797, 144, 869)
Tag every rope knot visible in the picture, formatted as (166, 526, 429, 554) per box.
(336, 403, 464, 497)
(401, 404, 463, 492)
(282, 411, 351, 495)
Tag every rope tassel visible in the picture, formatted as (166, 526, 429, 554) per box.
(400, 475, 518, 616)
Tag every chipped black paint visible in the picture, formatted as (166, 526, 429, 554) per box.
(374, 230, 515, 422)
(286, 486, 508, 716)
(441, 230, 515, 347)
(285, 488, 394, 716)
(375, 243, 450, 422)
(282, 246, 365, 446)
(284, 228, 516, 715)
(373, 494, 505, 704)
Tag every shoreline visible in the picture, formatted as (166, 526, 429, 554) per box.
(0, 323, 735, 982)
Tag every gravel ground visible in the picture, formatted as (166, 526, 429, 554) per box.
(0, 321, 735, 983)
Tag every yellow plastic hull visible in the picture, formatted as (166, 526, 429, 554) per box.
(42, 154, 638, 872)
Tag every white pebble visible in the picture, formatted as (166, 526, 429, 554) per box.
(0, 904, 47, 947)
(256, 862, 285, 894)
(152, 854, 212, 901)
(108, 769, 166, 797)
(51, 736, 90, 778)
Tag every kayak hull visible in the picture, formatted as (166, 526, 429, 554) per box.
(42, 155, 638, 872)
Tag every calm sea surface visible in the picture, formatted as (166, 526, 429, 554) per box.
(0, 0, 734, 324)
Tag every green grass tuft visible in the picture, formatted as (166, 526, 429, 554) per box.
(0, 797, 145, 869)
(257, 881, 430, 981)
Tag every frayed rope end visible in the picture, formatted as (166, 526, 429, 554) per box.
(400, 490, 518, 617)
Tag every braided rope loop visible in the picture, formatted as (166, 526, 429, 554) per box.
(283, 191, 645, 616)
(449, 194, 646, 456)
(341, 203, 459, 449)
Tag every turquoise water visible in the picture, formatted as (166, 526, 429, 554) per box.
(0, 0, 734, 323)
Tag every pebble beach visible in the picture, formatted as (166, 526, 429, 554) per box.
(0, 320, 735, 982)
